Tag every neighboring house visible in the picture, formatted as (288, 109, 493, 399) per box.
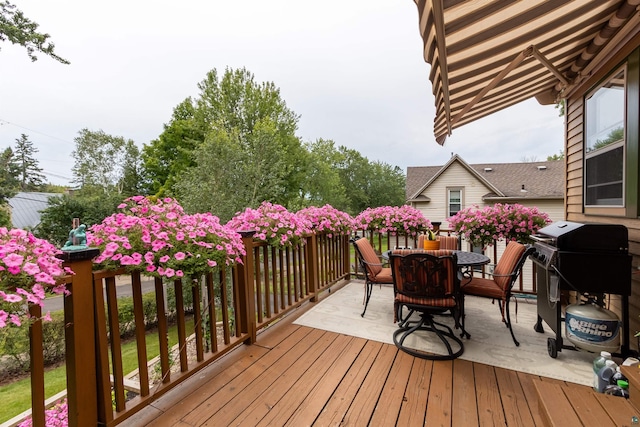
(8, 192, 62, 230)
(406, 154, 564, 229)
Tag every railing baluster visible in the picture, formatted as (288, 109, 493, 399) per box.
(130, 271, 149, 396)
(28, 304, 45, 427)
(174, 279, 188, 372)
(105, 275, 126, 411)
(192, 278, 204, 362)
(154, 277, 170, 384)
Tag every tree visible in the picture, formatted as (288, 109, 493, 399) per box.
(141, 98, 204, 196)
(36, 192, 122, 246)
(13, 133, 45, 191)
(547, 150, 564, 161)
(0, 1, 69, 63)
(72, 129, 141, 195)
(160, 67, 306, 216)
(366, 161, 406, 208)
(175, 118, 305, 221)
(299, 139, 348, 210)
(0, 146, 19, 201)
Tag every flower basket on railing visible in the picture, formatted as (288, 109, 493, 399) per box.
(448, 203, 551, 249)
(87, 196, 245, 281)
(226, 201, 312, 247)
(0, 228, 71, 328)
(354, 205, 431, 237)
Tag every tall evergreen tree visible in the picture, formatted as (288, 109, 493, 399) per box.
(13, 133, 45, 191)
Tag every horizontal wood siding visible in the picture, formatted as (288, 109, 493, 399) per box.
(416, 162, 493, 228)
(565, 33, 640, 351)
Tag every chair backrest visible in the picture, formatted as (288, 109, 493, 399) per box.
(390, 252, 459, 300)
(353, 237, 382, 276)
(392, 248, 454, 257)
(492, 242, 534, 290)
(417, 234, 460, 250)
(437, 235, 460, 250)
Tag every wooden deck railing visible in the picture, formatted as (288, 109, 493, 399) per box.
(19, 232, 351, 427)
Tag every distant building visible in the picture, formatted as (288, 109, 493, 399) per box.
(8, 192, 63, 230)
(406, 154, 564, 229)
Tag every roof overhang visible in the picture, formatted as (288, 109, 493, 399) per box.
(414, 0, 640, 144)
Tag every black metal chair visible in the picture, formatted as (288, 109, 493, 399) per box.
(390, 251, 467, 360)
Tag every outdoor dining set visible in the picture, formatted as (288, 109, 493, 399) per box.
(352, 235, 534, 360)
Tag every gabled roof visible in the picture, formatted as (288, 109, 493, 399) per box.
(9, 192, 62, 230)
(406, 155, 564, 202)
(413, 1, 640, 144)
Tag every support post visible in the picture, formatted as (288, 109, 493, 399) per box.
(59, 248, 100, 427)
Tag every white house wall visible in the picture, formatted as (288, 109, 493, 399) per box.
(413, 161, 493, 227)
(409, 162, 565, 294)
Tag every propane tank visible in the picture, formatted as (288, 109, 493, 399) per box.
(565, 302, 620, 353)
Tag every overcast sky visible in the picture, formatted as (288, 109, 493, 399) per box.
(0, 0, 565, 186)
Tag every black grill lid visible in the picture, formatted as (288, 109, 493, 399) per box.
(536, 221, 628, 252)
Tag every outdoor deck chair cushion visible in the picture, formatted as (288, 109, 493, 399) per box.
(352, 237, 393, 317)
(390, 251, 466, 360)
(460, 242, 535, 346)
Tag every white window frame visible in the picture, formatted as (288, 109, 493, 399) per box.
(584, 65, 626, 208)
(447, 188, 462, 218)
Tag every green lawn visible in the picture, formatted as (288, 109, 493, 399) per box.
(0, 317, 195, 423)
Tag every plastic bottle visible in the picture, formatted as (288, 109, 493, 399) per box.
(610, 366, 628, 385)
(604, 380, 630, 398)
(593, 351, 612, 391)
(597, 360, 618, 393)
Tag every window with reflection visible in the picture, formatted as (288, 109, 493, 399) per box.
(584, 67, 625, 206)
(448, 188, 462, 217)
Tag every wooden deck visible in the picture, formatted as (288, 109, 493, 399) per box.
(124, 298, 609, 427)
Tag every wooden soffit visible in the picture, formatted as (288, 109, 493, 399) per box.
(414, 0, 640, 144)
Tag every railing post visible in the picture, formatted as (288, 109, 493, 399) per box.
(343, 235, 351, 280)
(59, 248, 100, 427)
(306, 234, 319, 301)
(237, 231, 257, 344)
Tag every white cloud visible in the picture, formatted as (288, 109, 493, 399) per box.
(0, 0, 564, 186)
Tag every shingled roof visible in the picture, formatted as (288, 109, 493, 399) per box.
(406, 155, 564, 202)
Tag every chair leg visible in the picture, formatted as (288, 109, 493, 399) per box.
(456, 296, 470, 339)
(393, 313, 464, 360)
(361, 281, 373, 317)
(504, 298, 520, 346)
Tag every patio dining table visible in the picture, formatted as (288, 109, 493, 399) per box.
(383, 249, 490, 283)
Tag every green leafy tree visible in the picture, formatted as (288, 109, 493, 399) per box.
(119, 140, 143, 196)
(36, 192, 122, 246)
(0, 202, 10, 227)
(164, 67, 305, 216)
(13, 133, 45, 191)
(175, 118, 305, 221)
(0, 1, 69, 63)
(0, 146, 19, 201)
(336, 147, 371, 215)
(72, 129, 141, 195)
(299, 139, 348, 210)
(547, 150, 564, 161)
(141, 98, 204, 196)
(366, 161, 406, 208)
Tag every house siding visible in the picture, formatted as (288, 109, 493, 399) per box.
(412, 162, 493, 228)
(564, 30, 640, 351)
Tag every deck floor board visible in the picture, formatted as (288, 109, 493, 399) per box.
(127, 305, 601, 427)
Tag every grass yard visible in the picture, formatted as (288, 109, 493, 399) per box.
(0, 317, 195, 423)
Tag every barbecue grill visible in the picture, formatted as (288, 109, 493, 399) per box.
(531, 221, 632, 358)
